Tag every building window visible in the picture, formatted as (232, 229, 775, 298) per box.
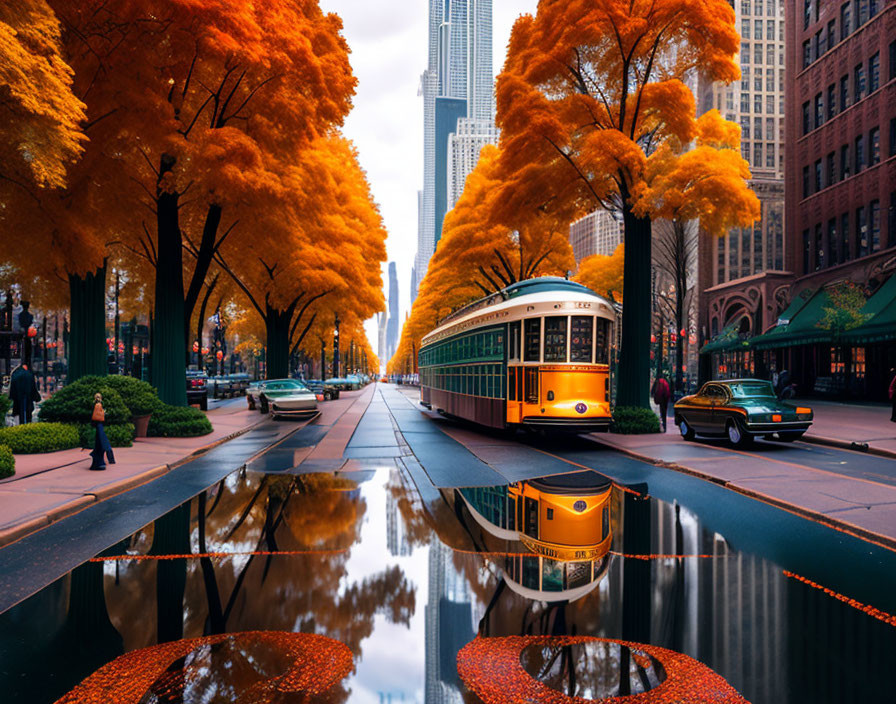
(741, 143, 750, 160)
(855, 134, 866, 173)
(741, 117, 750, 139)
(754, 68, 763, 92)
(827, 20, 836, 50)
(815, 159, 823, 192)
(755, 19, 763, 40)
(869, 0, 878, 17)
(802, 229, 811, 273)
(741, 19, 750, 38)
(827, 151, 836, 186)
(767, 20, 775, 43)
(831, 347, 845, 376)
(741, 66, 750, 90)
(870, 127, 880, 165)
(741, 0, 751, 14)
(816, 29, 825, 57)
(870, 200, 880, 252)
(754, 94, 762, 113)
(869, 52, 880, 92)
(766, 0, 774, 15)
(857, 206, 868, 257)
(840, 75, 850, 112)
(802, 39, 812, 68)
(841, 2, 851, 41)
(890, 192, 896, 248)
(754, 43, 763, 64)
(742, 42, 751, 64)
(766, 145, 775, 168)
(841, 212, 851, 260)
(890, 40, 896, 81)
(858, 0, 869, 25)
(827, 84, 836, 119)
(803, 165, 811, 198)
(766, 71, 775, 92)
(766, 118, 774, 141)
(753, 142, 762, 166)
(804, 0, 812, 29)
(754, 117, 763, 140)
(816, 223, 824, 269)
(841, 144, 851, 179)
(854, 63, 866, 103)
(814, 93, 823, 128)
(828, 218, 839, 265)
(802, 101, 811, 134)
(741, 92, 750, 113)
(890, 118, 896, 158)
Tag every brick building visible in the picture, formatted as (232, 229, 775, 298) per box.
(701, 0, 896, 400)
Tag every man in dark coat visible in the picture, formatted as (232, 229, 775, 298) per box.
(651, 374, 672, 432)
(9, 363, 40, 424)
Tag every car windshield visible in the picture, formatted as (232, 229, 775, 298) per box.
(726, 381, 776, 399)
(264, 380, 308, 391)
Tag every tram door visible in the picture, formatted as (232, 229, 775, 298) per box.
(506, 321, 523, 424)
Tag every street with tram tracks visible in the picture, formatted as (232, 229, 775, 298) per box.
(1, 382, 894, 704)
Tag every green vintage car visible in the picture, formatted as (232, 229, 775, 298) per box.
(673, 379, 813, 447)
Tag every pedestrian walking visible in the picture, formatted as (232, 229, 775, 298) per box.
(89, 393, 115, 471)
(8, 363, 40, 424)
(888, 368, 896, 423)
(651, 374, 672, 432)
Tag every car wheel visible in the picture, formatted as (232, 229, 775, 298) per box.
(777, 431, 805, 442)
(199, 396, 208, 412)
(247, 397, 256, 410)
(726, 419, 752, 448)
(679, 417, 695, 441)
(260, 396, 270, 414)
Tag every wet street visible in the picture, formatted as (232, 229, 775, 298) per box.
(1, 384, 894, 703)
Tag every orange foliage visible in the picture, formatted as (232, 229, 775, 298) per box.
(575, 244, 625, 303)
(0, 0, 86, 189)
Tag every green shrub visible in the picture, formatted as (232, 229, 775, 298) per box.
(78, 375, 164, 417)
(0, 423, 80, 453)
(75, 422, 135, 449)
(38, 379, 130, 424)
(611, 406, 661, 434)
(0, 395, 11, 422)
(148, 405, 213, 437)
(0, 445, 13, 478)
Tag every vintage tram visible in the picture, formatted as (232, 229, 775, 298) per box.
(418, 277, 615, 431)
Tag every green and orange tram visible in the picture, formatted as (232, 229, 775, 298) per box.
(418, 277, 616, 431)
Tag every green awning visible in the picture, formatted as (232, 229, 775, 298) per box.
(749, 288, 833, 350)
(700, 315, 750, 354)
(842, 274, 896, 344)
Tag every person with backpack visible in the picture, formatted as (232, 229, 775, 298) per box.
(651, 374, 672, 433)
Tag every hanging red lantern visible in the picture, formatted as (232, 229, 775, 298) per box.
(650, 334, 656, 344)
(202, 347, 209, 355)
(192, 340, 199, 353)
(27, 326, 38, 338)
(216, 350, 223, 361)
(680, 328, 686, 337)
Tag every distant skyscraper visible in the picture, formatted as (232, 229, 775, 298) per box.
(568, 210, 625, 268)
(386, 262, 399, 360)
(447, 118, 500, 211)
(377, 311, 387, 371)
(416, 0, 494, 286)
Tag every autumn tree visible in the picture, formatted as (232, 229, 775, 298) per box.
(496, 0, 755, 409)
(0, 0, 86, 189)
(575, 244, 625, 303)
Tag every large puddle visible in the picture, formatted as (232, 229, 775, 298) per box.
(1, 465, 894, 703)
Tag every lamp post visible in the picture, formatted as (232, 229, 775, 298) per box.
(333, 313, 340, 378)
(113, 270, 120, 372)
(320, 339, 326, 379)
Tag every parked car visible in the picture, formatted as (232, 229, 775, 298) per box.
(247, 379, 318, 419)
(674, 379, 813, 448)
(186, 370, 208, 411)
(326, 376, 358, 392)
(304, 378, 340, 400)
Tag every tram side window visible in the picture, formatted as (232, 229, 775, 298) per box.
(543, 316, 568, 362)
(570, 316, 594, 363)
(595, 319, 610, 364)
(509, 322, 521, 361)
(524, 319, 541, 361)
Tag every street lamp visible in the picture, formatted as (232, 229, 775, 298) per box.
(333, 313, 340, 377)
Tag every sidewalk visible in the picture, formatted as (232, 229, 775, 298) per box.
(801, 400, 896, 457)
(0, 399, 265, 547)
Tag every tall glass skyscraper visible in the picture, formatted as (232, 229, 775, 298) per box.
(414, 0, 494, 300)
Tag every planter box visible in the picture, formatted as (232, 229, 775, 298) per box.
(132, 414, 152, 438)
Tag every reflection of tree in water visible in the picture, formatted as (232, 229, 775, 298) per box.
(103, 471, 415, 703)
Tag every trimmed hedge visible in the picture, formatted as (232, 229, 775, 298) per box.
(148, 406, 213, 437)
(77, 375, 164, 417)
(0, 395, 11, 422)
(75, 422, 135, 449)
(0, 445, 13, 478)
(39, 380, 131, 424)
(0, 423, 80, 453)
(611, 406, 661, 434)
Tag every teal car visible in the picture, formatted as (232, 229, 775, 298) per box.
(674, 379, 813, 447)
(247, 379, 318, 419)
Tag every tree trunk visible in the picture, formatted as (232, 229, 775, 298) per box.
(183, 203, 222, 351)
(151, 154, 188, 406)
(675, 289, 685, 394)
(617, 209, 652, 408)
(265, 307, 290, 380)
(67, 265, 107, 381)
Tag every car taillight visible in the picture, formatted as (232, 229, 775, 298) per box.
(796, 407, 811, 414)
(772, 414, 782, 422)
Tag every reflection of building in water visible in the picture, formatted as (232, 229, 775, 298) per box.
(386, 491, 411, 557)
(631, 498, 786, 702)
(424, 539, 474, 704)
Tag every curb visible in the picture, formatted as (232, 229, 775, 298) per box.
(801, 433, 896, 460)
(0, 415, 273, 550)
(589, 436, 896, 553)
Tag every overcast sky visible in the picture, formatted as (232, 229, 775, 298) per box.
(318, 0, 539, 361)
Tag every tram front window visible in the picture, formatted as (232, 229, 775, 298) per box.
(570, 316, 594, 363)
(524, 319, 540, 361)
(544, 316, 568, 362)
